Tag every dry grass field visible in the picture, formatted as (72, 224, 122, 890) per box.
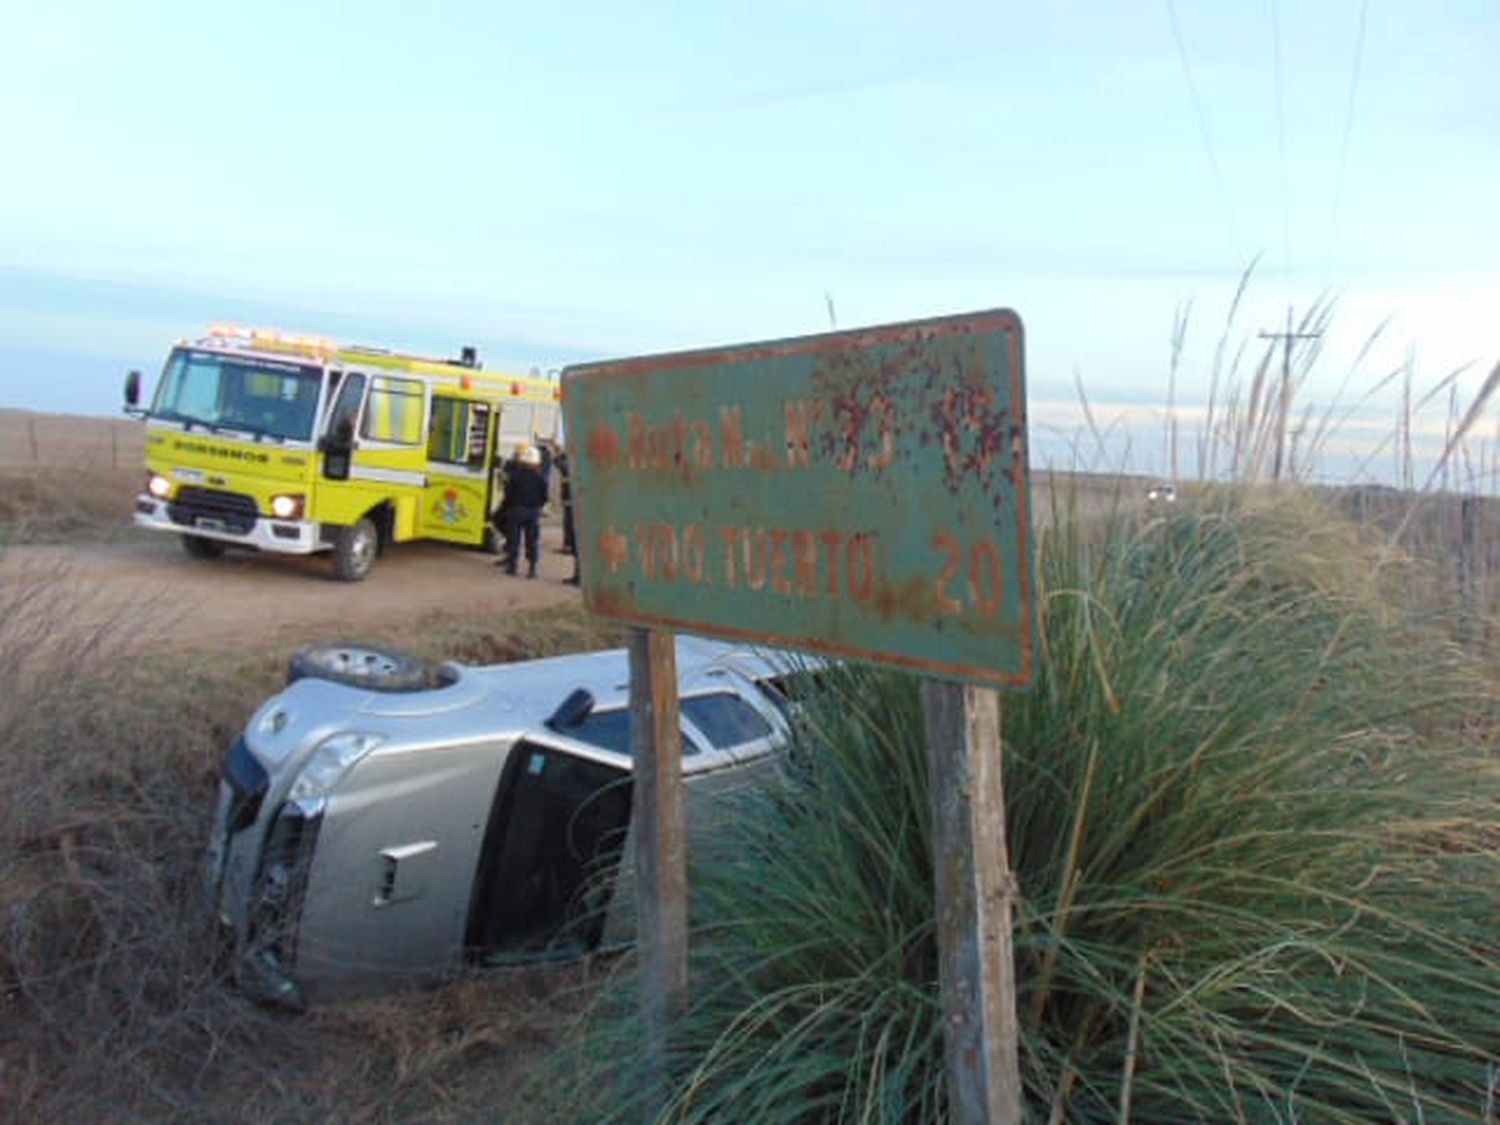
(1, 408, 1495, 1121)
(0, 408, 145, 543)
(0, 407, 144, 470)
(0, 409, 634, 1120)
(0, 465, 140, 543)
(0, 591, 624, 1122)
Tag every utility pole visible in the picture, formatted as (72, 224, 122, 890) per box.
(1259, 306, 1322, 481)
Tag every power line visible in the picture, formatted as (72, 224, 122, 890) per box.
(1270, 0, 1291, 283)
(1325, 0, 1370, 279)
(1165, 0, 1238, 255)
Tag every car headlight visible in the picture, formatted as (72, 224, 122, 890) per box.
(287, 732, 383, 802)
(148, 473, 172, 498)
(269, 493, 305, 520)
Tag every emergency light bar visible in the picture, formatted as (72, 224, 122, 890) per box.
(201, 324, 339, 357)
(193, 324, 560, 396)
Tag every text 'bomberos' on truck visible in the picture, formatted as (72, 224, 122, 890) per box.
(124, 325, 561, 580)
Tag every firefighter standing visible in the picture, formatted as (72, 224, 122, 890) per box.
(490, 443, 522, 559)
(495, 445, 548, 577)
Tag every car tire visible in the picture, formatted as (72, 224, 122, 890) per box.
(286, 642, 438, 691)
(333, 516, 378, 582)
(181, 534, 226, 560)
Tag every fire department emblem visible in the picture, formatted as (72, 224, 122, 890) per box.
(434, 488, 468, 525)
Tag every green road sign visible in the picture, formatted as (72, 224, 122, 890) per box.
(562, 309, 1034, 688)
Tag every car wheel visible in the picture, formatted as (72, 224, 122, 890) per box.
(181, 534, 226, 560)
(333, 516, 378, 582)
(286, 642, 438, 691)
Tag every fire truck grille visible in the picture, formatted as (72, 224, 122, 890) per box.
(168, 487, 259, 535)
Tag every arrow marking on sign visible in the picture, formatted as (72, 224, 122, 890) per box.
(598, 526, 630, 572)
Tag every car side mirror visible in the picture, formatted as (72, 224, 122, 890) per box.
(124, 369, 141, 408)
(545, 688, 595, 732)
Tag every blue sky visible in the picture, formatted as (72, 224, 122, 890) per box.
(2, 1, 1496, 481)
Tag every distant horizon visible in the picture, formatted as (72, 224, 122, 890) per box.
(6, 374, 1483, 497)
(3, 2, 1496, 482)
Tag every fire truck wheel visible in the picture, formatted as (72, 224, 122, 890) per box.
(181, 534, 226, 560)
(287, 642, 437, 691)
(333, 517, 379, 582)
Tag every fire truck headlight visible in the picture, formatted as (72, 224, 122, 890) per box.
(147, 473, 172, 499)
(269, 493, 305, 520)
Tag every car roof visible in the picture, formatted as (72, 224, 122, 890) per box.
(459, 633, 805, 714)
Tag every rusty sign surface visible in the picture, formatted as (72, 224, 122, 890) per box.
(562, 309, 1034, 688)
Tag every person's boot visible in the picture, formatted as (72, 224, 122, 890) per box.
(527, 561, 537, 579)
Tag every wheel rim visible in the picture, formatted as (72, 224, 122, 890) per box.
(350, 524, 376, 573)
(312, 645, 402, 680)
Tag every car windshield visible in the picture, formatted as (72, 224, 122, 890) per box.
(151, 348, 324, 442)
(680, 692, 773, 747)
(567, 707, 703, 757)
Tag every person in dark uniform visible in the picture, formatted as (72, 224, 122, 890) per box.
(536, 437, 554, 489)
(555, 445, 580, 584)
(496, 444, 548, 577)
(490, 443, 523, 560)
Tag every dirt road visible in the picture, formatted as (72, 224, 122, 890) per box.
(2, 525, 583, 658)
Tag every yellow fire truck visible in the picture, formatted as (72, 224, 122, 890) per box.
(124, 326, 561, 580)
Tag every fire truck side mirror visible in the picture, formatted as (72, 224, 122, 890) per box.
(319, 418, 356, 481)
(319, 417, 355, 453)
(124, 369, 141, 408)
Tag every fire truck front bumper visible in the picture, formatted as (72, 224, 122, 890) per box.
(134, 494, 324, 555)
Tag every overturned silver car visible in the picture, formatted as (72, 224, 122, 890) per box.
(207, 637, 812, 1008)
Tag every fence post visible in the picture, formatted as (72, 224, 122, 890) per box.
(1461, 496, 1480, 649)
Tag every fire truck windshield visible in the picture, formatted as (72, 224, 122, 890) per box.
(151, 348, 324, 442)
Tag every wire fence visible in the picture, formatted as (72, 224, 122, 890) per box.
(0, 412, 143, 471)
(1341, 486, 1497, 651)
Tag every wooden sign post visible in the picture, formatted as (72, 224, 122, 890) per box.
(565, 309, 1036, 1123)
(923, 680, 1024, 1121)
(627, 627, 688, 1115)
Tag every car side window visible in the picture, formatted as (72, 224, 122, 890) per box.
(680, 692, 773, 750)
(568, 707, 702, 757)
